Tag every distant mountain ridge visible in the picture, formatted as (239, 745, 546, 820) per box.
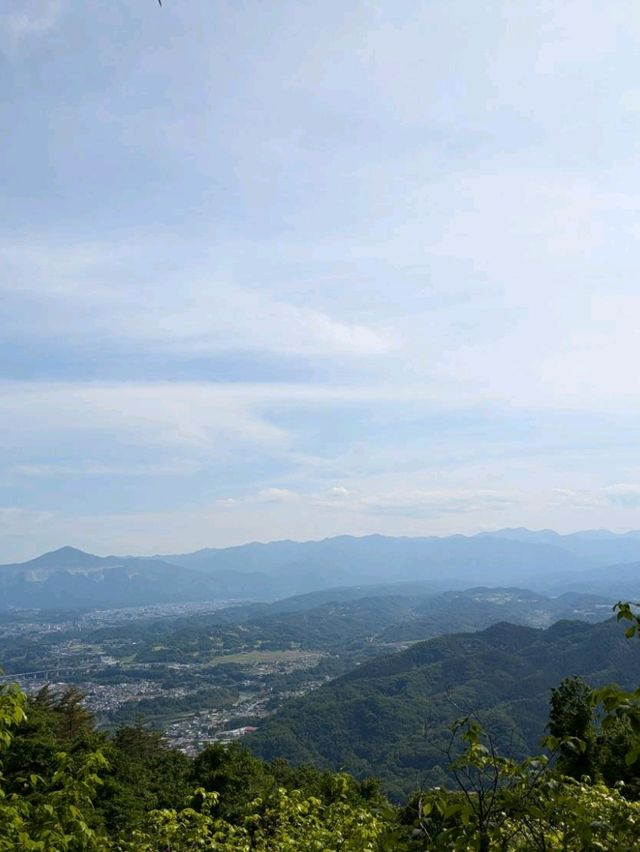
(160, 529, 640, 597)
(2, 529, 640, 610)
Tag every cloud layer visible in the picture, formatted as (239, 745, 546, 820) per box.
(2, 0, 640, 559)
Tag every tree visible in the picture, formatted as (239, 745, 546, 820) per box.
(56, 687, 95, 741)
(548, 676, 595, 779)
(190, 742, 276, 821)
(591, 601, 640, 771)
(0, 681, 110, 851)
(405, 716, 640, 851)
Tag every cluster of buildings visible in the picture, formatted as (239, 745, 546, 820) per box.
(2, 609, 333, 759)
(163, 693, 268, 754)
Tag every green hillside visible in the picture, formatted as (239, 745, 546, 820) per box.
(248, 617, 640, 799)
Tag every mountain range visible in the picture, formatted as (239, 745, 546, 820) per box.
(2, 529, 640, 610)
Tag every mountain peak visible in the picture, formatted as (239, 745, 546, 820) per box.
(12, 546, 108, 570)
(48, 545, 90, 557)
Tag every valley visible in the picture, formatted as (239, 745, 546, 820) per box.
(0, 565, 618, 763)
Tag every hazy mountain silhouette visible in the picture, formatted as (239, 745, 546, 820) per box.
(3, 529, 640, 610)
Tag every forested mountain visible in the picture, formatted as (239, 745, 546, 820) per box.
(247, 617, 640, 799)
(375, 587, 610, 643)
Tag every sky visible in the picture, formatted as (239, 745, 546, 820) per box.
(2, 0, 640, 561)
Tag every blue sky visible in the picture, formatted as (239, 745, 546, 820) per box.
(2, 0, 640, 560)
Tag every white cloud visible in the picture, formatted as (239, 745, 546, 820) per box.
(0, 381, 289, 457)
(603, 485, 640, 508)
(0, 507, 56, 563)
(350, 488, 520, 516)
(0, 379, 449, 487)
(547, 485, 640, 511)
(0, 0, 63, 49)
(325, 485, 352, 498)
(256, 487, 299, 502)
(0, 240, 395, 359)
(215, 484, 522, 518)
(9, 460, 200, 478)
(0, 377, 470, 451)
(0, 506, 53, 529)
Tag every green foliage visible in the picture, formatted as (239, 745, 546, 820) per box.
(191, 742, 278, 821)
(97, 722, 192, 833)
(548, 676, 595, 779)
(0, 680, 401, 850)
(403, 717, 640, 851)
(1, 600, 640, 850)
(615, 599, 640, 639)
(0, 681, 109, 851)
(117, 786, 393, 851)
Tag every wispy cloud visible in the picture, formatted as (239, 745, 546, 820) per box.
(0, 240, 396, 359)
(0, 506, 53, 529)
(9, 460, 201, 478)
(550, 485, 640, 511)
(3, 1, 640, 558)
(0, 0, 63, 50)
(0, 381, 290, 457)
(215, 485, 522, 518)
(602, 485, 640, 508)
